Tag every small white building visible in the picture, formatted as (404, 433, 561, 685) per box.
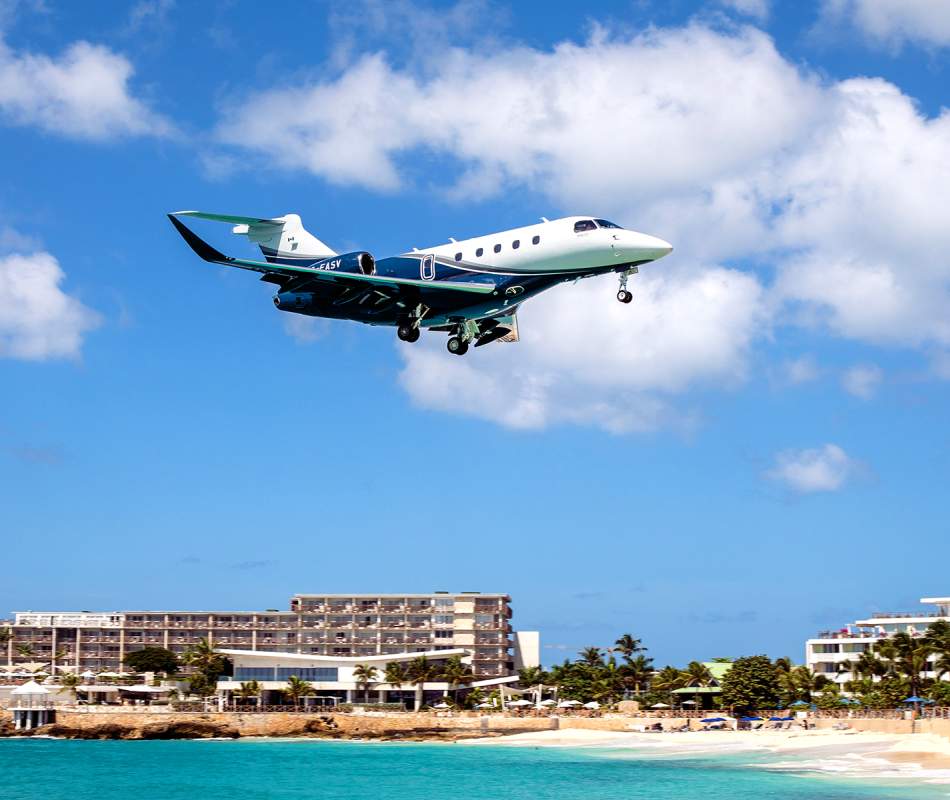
(216, 646, 514, 706)
(806, 596, 950, 686)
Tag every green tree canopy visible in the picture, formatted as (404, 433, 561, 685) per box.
(124, 647, 179, 674)
(719, 655, 781, 712)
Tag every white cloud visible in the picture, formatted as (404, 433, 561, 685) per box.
(776, 355, 821, 387)
(0, 38, 172, 139)
(819, 0, 950, 49)
(0, 248, 100, 360)
(766, 444, 857, 493)
(282, 314, 329, 344)
(399, 266, 765, 433)
(841, 363, 883, 399)
(217, 23, 950, 430)
(718, 0, 770, 23)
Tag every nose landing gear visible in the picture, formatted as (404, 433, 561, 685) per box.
(616, 268, 636, 304)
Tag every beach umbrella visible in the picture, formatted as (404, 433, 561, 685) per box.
(80, 670, 95, 679)
(507, 699, 532, 707)
(538, 699, 556, 706)
(902, 696, 926, 703)
(739, 716, 763, 721)
(681, 700, 697, 706)
(432, 702, 451, 709)
(474, 702, 494, 709)
(557, 700, 581, 708)
(700, 717, 726, 723)
(582, 701, 600, 710)
(650, 703, 670, 709)
(789, 700, 809, 707)
(839, 697, 860, 705)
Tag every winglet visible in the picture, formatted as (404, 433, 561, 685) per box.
(167, 213, 230, 263)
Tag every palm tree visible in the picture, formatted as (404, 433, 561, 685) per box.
(774, 656, 794, 674)
(440, 655, 474, 704)
(613, 634, 646, 661)
(58, 672, 82, 702)
(353, 664, 379, 703)
(236, 680, 261, 707)
(181, 638, 221, 672)
(579, 647, 604, 667)
(681, 661, 713, 687)
(15, 643, 35, 660)
(406, 655, 438, 711)
(620, 654, 654, 696)
(283, 675, 314, 710)
(384, 661, 406, 692)
(0, 627, 12, 665)
(932, 653, 950, 682)
(518, 665, 545, 687)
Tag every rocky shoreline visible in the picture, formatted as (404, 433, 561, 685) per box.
(0, 710, 545, 741)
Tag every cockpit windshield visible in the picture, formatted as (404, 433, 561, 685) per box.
(594, 219, 622, 229)
(573, 220, 597, 232)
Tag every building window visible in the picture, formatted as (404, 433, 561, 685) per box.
(455, 252, 462, 261)
(493, 244, 501, 253)
(512, 240, 520, 249)
(434, 598, 453, 607)
(435, 630, 453, 639)
(434, 615, 454, 625)
(532, 235, 540, 245)
(276, 667, 338, 681)
(476, 247, 483, 257)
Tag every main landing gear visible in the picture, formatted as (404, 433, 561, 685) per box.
(447, 336, 469, 356)
(397, 324, 420, 343)
(446, 319, 479, 356)
(396, 304, 428, 344)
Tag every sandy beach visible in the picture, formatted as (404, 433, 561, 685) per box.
(465, 727, 950, 785)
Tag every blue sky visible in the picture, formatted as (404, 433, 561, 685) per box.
(1, 0, 949, 667)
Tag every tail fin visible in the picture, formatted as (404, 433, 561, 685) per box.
(172, 211, 337, 262)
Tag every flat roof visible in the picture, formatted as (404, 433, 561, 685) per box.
(216, 647, 470, 664)
(292, 593, 510, 599)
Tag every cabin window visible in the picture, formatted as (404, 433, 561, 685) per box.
(532, 235, 540, 245)
(594, 219, 622, 229)
(476, 247, 484, 257)
(493, 244, 501, 253)
(454, 252, 462, 261)
(512, 240, 520, 249)
(574, 220, 597, 233)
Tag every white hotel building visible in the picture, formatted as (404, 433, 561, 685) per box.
(806, 595, 950, 687)
(3, 591, 540, 703)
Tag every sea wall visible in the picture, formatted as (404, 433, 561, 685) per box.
(19, 711, 558, 740)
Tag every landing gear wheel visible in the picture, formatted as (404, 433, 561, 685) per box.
(397, 324, 420, 343)
(447, 336, 469, 356)
(617, 289, 633, 304)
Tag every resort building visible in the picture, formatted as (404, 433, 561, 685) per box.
(2, 592, 539, 695)
(805, 595, 950, 686)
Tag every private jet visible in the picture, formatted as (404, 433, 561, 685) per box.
(168, 212, 672, 355)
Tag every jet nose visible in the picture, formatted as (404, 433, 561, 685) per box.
(615, 231, 673, 261)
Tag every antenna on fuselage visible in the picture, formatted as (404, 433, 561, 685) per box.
(540, 217, 549, 223)
(448, 237, 457, 243)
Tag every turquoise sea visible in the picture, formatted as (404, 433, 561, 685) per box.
(0, 738, 946, 800)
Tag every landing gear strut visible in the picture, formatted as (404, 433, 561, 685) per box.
(617, 270, 634, 304)
(396, 304, 428, 343)
(446, 320, 479, 355)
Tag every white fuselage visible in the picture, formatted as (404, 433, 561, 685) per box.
(413, 216, 672, 274)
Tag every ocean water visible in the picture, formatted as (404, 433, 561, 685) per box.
(0, 738, 945, 800)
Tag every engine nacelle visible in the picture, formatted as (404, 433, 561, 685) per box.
(273, 292, 314, 310)
(310, 250, 375, 275)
